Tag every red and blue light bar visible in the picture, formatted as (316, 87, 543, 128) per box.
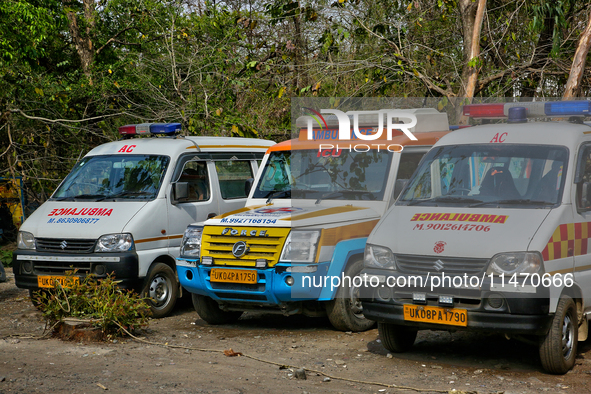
(118, 123, 182, 136)
(463, 100, 591, 120)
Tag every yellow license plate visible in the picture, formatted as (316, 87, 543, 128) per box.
(403, 304, 468, 327)
(210, 268, 257, 284)
(37, 275, 79, 288)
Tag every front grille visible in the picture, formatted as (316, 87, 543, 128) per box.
(36, 238, 96, 253)
(33, 261, 91, 275)
(201, 226, 290, 267)
(395, 254, 489, 275)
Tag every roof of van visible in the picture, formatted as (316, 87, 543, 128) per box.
(85, 136, 275, 157)
(433, 121, 591, 147)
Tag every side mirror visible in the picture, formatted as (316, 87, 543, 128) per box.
(172, 182, 188, 204)
(244, 178, 254, 197)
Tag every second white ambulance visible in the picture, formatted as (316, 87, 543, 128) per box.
(361, 100, 591, 374)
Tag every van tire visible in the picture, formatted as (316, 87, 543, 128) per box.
(378, 322, 418, 353)
(539, 296, 578, 374)
(143, 263, 178, 318)
(0, 264, 6, 283)
(192, 294, 242, 325)
(326, 259, 376, 332)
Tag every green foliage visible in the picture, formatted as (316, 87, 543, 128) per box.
(33, 273, 149, 337)
(2, 0, 591, 205)
(0, 249, 12, 267)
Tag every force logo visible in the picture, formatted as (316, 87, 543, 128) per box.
(221, 228, 268, 237)
(232, 241, 249, 258)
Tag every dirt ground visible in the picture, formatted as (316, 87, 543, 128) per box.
(1, 272, 590, 394)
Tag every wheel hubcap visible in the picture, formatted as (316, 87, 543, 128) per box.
(562, 314, 574, 359)
(149, 275, 171, 308)
(348, 277, 364, 318)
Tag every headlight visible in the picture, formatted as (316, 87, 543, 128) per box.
(486, 252, 543, 275)
(364, 244, 396, 269)
(280, 230, 320, 263)
(181, 226, 204, 258)
(17, 231, 36, 250)
(95, 233, 134, 252)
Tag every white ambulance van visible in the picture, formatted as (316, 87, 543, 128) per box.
(12, 123, 274, 317)
(176, 108, 454, 332)
(361, 100, 591, 373)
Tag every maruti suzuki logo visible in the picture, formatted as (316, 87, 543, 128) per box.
(433, 260, 444, 271)
(60, 240, 68, 250)
(232, 241, 248, 258)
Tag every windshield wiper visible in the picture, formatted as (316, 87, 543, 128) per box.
(265, 190, 291, 204)
(104, 191, 153, 200)
(469, 198, 555, 207)
(315, 191, 344, 204)
(54, 194, 107, 201)
(406, 195, 484, 206)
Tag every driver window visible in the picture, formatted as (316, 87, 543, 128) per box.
(177, 161, 210, 202)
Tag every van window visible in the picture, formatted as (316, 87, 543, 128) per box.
(177, 161, 210, 202)
(215, 160, 254, 199)
(52, 155, 170, 201)
(252, 149, 393, 201)
(398, 144, 568, 208)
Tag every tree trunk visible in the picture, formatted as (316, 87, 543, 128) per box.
(458, 0, 486, 124)
(563, 9, 591, 99)
(64, 0, 96, 81)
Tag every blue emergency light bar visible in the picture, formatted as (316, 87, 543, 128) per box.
(118, 123, 182, 136)
(464, 100, 591, 120)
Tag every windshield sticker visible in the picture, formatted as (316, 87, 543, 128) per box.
(410, 213, 507, 224)
(48, 208, 113, 217)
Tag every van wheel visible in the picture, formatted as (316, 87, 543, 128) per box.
(0, 264, 6, 283)
(143, 263, 178, 318)
(326, 259, 376, 332)
(192, 294, 242, 325)
(539, 296, 578, 374)
(378, 322, 418, 353)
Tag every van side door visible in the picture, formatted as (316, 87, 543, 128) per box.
(573, 143, 591, 312)
(167, 154, 219, 257)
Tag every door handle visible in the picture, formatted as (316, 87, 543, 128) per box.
(207, 213, 217, 219)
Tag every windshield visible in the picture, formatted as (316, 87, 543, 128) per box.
(397, 144, 568, 208)
(252, 149, 393, 201)
(52, 155, 170, 201)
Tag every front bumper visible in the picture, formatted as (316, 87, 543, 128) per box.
(13, 250, 141, 291)
(362, 302, 552, 335)
(359, 270, 553, 335)
(176, 260, 330, 308)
